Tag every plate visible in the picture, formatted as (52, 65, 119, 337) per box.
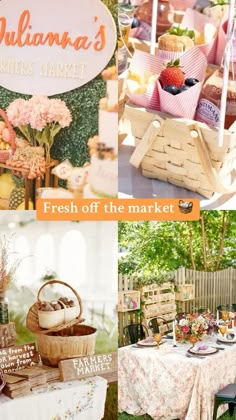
(188, 346, 218, 356)
(136, 339, 165, 347)
(217, 334, 236, 343)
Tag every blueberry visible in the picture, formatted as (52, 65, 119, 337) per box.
(180, 85, 189, 92)
(131, 17, 140, 29)
(185, 78, 199, 87)
(163, 84, 180, 95)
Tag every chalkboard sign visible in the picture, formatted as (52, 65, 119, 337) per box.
(59, 352, 117, 384)
(0, 343, 39, 374)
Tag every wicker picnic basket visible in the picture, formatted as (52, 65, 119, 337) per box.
(36, 323, 97, 367)
(125, 104, 236, 198)
(178, 200, 193, 214)
(0, 109, 16, 163)
(0, 368, 5, 393)
(26, 280, 83, 334)
(26, 280, 97, 367)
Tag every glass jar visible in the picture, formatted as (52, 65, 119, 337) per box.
(136, 0, 174, 40)
(196, 64, 236, 130)
(0, 294, 9, 324)
(118, 45, 129, 75)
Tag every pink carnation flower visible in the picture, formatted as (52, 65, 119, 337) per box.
(182, 326, 190, 333)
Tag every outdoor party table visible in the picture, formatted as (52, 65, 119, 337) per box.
(0, 376, 107, 420)
(118, 335, 236, 420)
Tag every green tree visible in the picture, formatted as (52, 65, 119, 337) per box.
(118, 211, 236, 281)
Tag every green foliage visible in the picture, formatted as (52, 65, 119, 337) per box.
(105, 383, 117, 420)
(0, 0, 117, 167)
(118, 212, 236, 282)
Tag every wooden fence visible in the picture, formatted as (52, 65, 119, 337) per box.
(118, 267, 236, 346)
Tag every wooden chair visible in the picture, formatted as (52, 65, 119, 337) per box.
(123, 323, 148, 345)
(176, 312, 186, 321)
(213, 384, 236, 420)
(148, 317, 172, 335)
(216, 305, 230, 311)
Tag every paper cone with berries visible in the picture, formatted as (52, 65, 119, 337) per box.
(181, 8, 218, 63)
(126, 50, 160, 110)
(157, 49, 207, 119)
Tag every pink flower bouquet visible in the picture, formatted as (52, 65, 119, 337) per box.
(176, 313, 210, 343)
(6, 96, 72, 163)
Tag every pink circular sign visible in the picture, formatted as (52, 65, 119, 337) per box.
(0, 0, 117, 95)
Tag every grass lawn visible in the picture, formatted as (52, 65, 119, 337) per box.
(118, 411, 236, 419)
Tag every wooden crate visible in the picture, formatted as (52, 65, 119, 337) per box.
(143, 302, 176, 318)
(0, 159, 59, 210)
(140, 283, 174, 304)
(125, 104, 236, 198)
(175, 284, 195, 301)
(140, 282, 177, 327)
(118, 291, 140, 312)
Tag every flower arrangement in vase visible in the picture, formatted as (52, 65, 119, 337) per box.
(176, 313, 210, 343)
(6, 96, 72, 164)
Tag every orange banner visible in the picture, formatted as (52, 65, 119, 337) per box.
(36, 198, 200, 221)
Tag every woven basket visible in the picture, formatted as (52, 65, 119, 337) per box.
(0, 368, 5, 393)
(126, 104, 236, 198)
(0, 109, 16, 163)
(178, 200, 193, 214)
(36, 323, 97, 367)
(26, 280, 83, 334)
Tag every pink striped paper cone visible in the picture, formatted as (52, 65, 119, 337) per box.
(158, 49, 183, 63)
(126, 50, 160, 110)
(169, 0, 196, 12)
(203, 5, 229, 24)
(128, 83, 160, 110)
(215, 19, 230, 65)
(182, 8, 218, 63)
(157, 48, 207, 119)
(158, 80, 202, 119)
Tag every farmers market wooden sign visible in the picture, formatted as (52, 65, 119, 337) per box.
(0, 343, 39, 374)
(0, 0, 116, 95)
(59, 352, 117, 383)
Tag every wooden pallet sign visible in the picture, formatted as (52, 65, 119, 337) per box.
(59, 352, 117, 384)
(0, 343, 39, 374)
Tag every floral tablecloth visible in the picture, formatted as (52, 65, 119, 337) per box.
(0, 377, 107, 420)
(118, 336, 236, 420)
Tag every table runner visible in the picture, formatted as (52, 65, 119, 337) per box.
(0, 376, 107, 420)
(118, 336, 236, 420)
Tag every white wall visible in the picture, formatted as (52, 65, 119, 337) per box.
(0, 214, 117, 305)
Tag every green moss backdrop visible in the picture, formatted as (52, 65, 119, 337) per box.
(0, 0, 117, 167)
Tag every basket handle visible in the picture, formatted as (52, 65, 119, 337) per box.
(188, 124, 236, 195)
(129, 116, 163, 168)
(0, 109, 16, 154)
(37, 280, 83, 320)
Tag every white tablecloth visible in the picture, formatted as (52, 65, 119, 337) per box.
(119, 336, 236, 420)
(0, 376, 107, 420)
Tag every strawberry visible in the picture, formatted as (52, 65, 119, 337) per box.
(159, 59, 185, 89)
